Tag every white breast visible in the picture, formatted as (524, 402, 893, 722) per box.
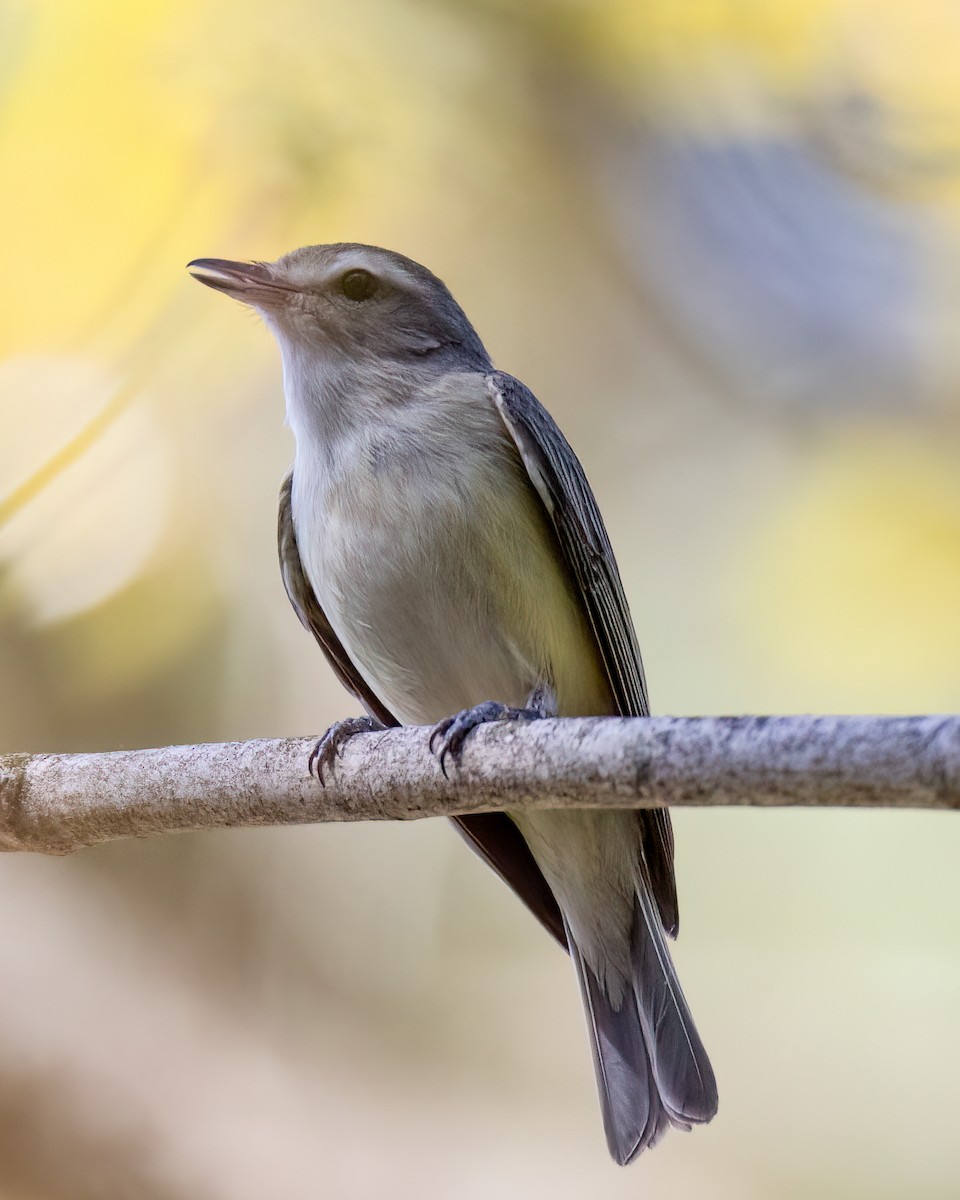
(290, 372, 610, 725)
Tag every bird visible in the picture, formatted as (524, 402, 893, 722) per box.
(188, 243, 718, 1163)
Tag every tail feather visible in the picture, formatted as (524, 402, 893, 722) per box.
(566, 887, 718, 1164)
(632, 881, 717, 1126)
(567, 919, 670, 1163)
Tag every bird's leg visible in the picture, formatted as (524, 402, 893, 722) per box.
(309, 716, 387, 786)
(429, 684, 557, 778)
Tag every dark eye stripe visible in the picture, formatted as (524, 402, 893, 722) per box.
(340, 269, 377, 302)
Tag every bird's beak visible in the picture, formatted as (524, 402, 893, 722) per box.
(187, 258, 293, 308)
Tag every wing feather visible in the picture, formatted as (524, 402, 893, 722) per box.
(487, 373, 679, 937)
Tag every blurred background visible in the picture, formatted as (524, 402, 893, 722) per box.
(2, 0, 960, 1195)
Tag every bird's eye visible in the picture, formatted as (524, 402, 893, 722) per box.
(340, 269, 377, 302)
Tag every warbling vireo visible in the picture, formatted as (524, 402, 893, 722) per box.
(188, 244, 717, 1163)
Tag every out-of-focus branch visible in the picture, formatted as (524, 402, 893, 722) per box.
(1, 715, 957, 855)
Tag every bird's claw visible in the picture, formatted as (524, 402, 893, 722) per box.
(309, 716, 384, 786)
(429, 701, 542, 778)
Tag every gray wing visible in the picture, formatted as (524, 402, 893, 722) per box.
(278, 471, 568, 948)
(487, 373, 679, 936)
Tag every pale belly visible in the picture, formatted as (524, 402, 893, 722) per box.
(291, 413, 612, 726)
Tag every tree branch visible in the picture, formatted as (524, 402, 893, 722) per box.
(1, 715, 957, 855)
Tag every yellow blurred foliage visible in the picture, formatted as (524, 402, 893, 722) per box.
(584, 0, 960, 187)
(747, 427, 960, 710)
(0, 0, 207, 353)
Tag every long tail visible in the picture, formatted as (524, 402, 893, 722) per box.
(565, 884, 718, 1165)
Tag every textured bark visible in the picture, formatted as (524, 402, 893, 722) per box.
(0, 715, 957, 855)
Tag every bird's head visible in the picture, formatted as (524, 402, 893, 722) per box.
(188, 243, 491, 375)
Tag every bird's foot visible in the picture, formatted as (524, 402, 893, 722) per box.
(309, 716, 385, 786)
(429, 700, 545, 778)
